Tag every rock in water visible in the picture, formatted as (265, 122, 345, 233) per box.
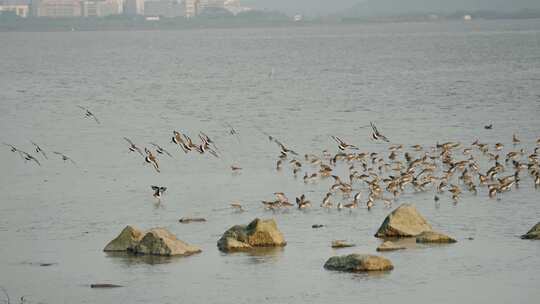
(521, 222, 540, 240)
(179, 217, 207, 224)
(375, 203, 433, 238)
(324, 254, 394, 272)
(103, 225, 144, 252)
(416, 231, 457, 243)
(376, 240, 406, 252)
(132, 228, 202, 256)
(217, 218, 286, 252)
(90, 284, 123, 288)
(331, 240, 355, 248)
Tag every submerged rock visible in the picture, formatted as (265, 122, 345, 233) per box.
(103, 225, 144, 252)
(331, 240, 355, 248)
(376, 240, 406, 252)
(324, 254, 394, 272)
(217, 218, 286, 252)
(521, 222, 540, 240)
(132, 228, 202, 256)
(375, 203, 433, 238)
(90, 284, 123, 288)
(416, 231, 457, 244)
(179, 217, 207, 224)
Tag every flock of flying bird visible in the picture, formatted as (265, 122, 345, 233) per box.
(257, 123, 540, 213)
(3, 106, 540, 210)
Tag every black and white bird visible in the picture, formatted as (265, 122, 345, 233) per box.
(370, 122, 390, 142)
(151, 186, 167, 200)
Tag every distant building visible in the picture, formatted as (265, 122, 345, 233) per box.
(124, 0, 143, 15)
(184, 0, 199, 18)
(183, 0, 247, 17)
(81, 0, 122, 17)
(0, 0, 29, 17)
(144, 0, 183, 18)
(34, 0, 81, 17)
(199, 0, 223, 10)
(223, 0, 249, 15)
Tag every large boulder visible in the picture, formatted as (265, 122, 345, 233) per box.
(375, 204, 433, 238)
(521, 222, 540, 240)
(324, 254, 394, 272)
(416, 231, 457, 244)
(132, 228, 202, 256)
(376, 240, 406, 252)
(217, 218, 286, 252)
(103, 225, 144, 252)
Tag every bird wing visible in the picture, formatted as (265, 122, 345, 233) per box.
(331, 136, 344, 145)
(162, 148, 173, 157)
(207, 148, 219, 158)
(91, 113, 100, 124)
(123, 137, 134, 146)
(151, 186, 160, 191)
(370, 121, 377, 133)
(22, 152, 41, 166)
(31, 141, 48, 159)
(3, 142, 17, 150)
(30, 155, 41, 166)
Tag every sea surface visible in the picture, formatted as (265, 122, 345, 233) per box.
(1, 19, 539, 304)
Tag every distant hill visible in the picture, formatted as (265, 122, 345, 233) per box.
(343, 0, 540, 17)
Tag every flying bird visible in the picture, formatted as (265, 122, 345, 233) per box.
(370, 122, 390, 142)
(151, 186, 167, 201)
(30, 141, 48, 159)
(77, 105, 100, 124)
(53, 151, 76, 165)
(331, 136, 359, 151)
(149, 142, 173, 157)
(3, 143, 24, 159)
(19, 150, 41, 166)
(123, 137, 144, 156)
(145, 148, 160, 173)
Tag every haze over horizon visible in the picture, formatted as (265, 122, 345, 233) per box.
(243, 0, 540, 16)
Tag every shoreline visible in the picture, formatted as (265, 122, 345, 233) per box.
(1, 16, 540, 33)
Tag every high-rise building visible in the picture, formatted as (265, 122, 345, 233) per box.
(124, 0, 143, 15)
(81, 0, 122, 17)
(34, 0, 81, 17)
(183, 0, 198, 18)
(0, 0, 30, 17)
(198, 0, 223, 10)
(223, 0, 249, 15)
(144, 0, 182, 18)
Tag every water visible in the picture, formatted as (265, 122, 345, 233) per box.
(1, 19, 540, 303)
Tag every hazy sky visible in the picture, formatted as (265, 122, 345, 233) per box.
(243, 0, 540, 16)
